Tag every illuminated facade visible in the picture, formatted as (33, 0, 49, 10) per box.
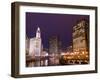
(29, 27, 42, 56)
(73, 19, 89, 52)
(28, 27, 42, 66)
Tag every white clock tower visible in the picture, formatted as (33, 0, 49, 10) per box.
(29, 27, 42, 66)
(35, 27, 42, 57)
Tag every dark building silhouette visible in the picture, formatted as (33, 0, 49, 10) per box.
(48, 36, 62, 65)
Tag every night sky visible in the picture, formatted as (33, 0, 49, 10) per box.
(26, 12, 89, 49)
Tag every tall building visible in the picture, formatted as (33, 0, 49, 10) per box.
(49, 36, 61, 65)
(29, 27, 42, 56)
(73, 19, 89, 52)
(28, 27, 42, 66)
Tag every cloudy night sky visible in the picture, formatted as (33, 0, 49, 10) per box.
(26, 12, 89, 49)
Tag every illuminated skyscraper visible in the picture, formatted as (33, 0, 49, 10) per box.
(28, 27, 42, 66)
(35, 27, 42, 57)
(73, 19, 89, 52)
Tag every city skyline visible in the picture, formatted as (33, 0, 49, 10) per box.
(26, 17, 89, 67)
(26, 12, 89, 49)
